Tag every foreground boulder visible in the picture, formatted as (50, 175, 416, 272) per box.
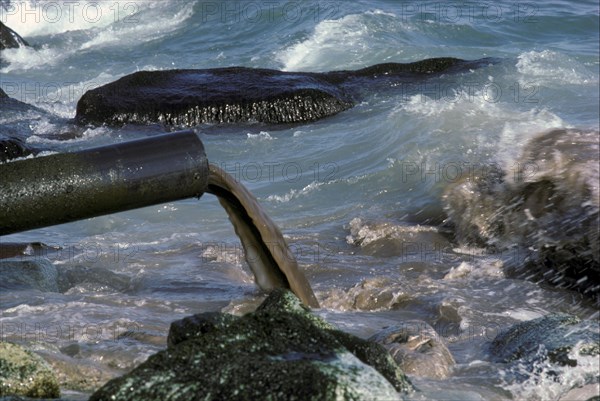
(0, 342, 60, 399)
(90, 290, 413, 401)
(443, 129, 599, 299)
(75, 58, 495, 127)
(0, 22, 29, 51)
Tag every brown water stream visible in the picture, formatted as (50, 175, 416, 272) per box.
(206, 163, 320, 308)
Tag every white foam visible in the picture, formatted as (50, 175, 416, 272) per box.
(395, 87, 566, 170)
(278, 12, 384, 71)
(26, 125, 110, 144)
(443, 260, 504, 280)
(346, 217, 441, 247)
(2, 0, 120, 37)
(1, 1, 194, 71)
(516, 50, 598, 86)
(246, 131, 275, 141)
(0, 45, 63, 72)
(78, 1, 195, 50)
(501, 345, 600, 401)
(365, 9, 397, 18)
(266, 181, 323, 203)
(496, 110, 566, 170)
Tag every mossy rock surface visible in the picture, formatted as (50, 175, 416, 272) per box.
(91, 290, 412, 401)
(0, 342, 60, 398)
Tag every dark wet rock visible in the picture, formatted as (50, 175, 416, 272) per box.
(0, 92, 44, 162)
(0, 22, 29, 51)
(0, 260, 59, 292)
(490, 314, 599, 367)
(75, 67, 354, 126)
(443, 129, 600, 299)
(56, 266, 133, 294)
(0, 342, 60, 398)
(0, 243, 58, 260)
(75, 57, 496, 127)
(0, 136, 37, 163)
(90, 289, 413, 401)
(369, 320, 455, 379)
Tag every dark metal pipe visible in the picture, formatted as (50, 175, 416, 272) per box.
(0, 130, 208, 235)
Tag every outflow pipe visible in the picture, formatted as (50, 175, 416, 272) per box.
(0, 130, 208, 235)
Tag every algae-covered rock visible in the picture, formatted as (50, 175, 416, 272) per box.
(369, 320, 455, 379)
(91, 289, 413, 401)
(75, 58, 494, 127)
(0, 342, 60, 398)
(490, 314, 599, 366)
(167, 312, 240, 347)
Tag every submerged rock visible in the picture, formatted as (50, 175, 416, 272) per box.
(346, 217, 452, 258)
(320, 277, 413, 311)
(443, 129, 600, 299)
(0, 22, 29, 51)
(0, 260, 59, 293)
(90, 289, 413, 401)
(56, 266, 133, 294)
(0, 342, 60, 399)
(369, 320, 455, 379)
(75, 58, 495, 127)
(490, 314, 599, 366)
(35, 350, 120, 394)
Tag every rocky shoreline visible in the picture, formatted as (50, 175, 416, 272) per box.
(1, 289, 598, 400)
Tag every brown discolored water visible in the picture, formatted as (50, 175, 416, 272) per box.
(206, 163, 319, 308)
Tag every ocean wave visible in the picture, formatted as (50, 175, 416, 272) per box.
(266, 181, 324, 203)
(1, 0, 194, 71)
(78, 1, 195, 50)
(516, 50, 598, 86)
(394, 85, 566, 170)
(277, 10, 410, 72)
(0, 44, 62, 72)
(2, 0, 118, 37)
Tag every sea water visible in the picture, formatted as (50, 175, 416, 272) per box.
(1, 1, 599, 399)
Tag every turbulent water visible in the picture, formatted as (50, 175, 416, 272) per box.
(1, 1, 599, 400)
